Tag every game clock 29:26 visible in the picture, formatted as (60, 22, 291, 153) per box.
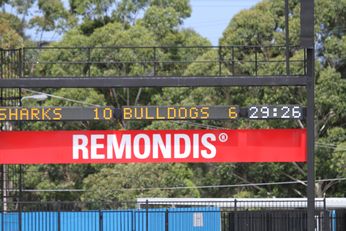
(248, 105, 303, 119)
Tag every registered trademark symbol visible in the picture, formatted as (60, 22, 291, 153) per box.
(218, 133, 228, 142)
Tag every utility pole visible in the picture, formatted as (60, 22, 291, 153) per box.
(301, 0, 315, 230)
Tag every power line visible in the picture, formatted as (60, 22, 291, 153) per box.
(16, 177, 346, 193)
(171, 120, 223, 130)
(317, 143, 346, 151)
(193, 5, 252, 8)
(170, 121, 345, 150)
(22, 89, 101, 107)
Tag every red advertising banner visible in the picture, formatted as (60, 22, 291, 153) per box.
(0, 129, 306, 164)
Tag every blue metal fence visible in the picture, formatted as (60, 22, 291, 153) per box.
(1, 200, 346, 231)
(0, 207, 221, 231)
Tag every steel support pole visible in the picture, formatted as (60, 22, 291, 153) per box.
(285, 0, 290, 75)
(306, 0, 315, 230)
(323, 197, 328, 231)
(2, 165, 7, 212)
(234, 199, 237, 231)
(58, 202, 61, 231)
(165, 208, 169, 231)
(18, 165, 23, 231)
(99, 210, 103, 231)
(301, 0, 315, 230)
(306, 46, 315, 231)
(145, 199, 149, 231)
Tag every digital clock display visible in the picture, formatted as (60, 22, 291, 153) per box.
(248, 105, 303, 119)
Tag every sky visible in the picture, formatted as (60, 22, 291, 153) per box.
(8, 0, 262, 45)
(185, 0, 262, 45)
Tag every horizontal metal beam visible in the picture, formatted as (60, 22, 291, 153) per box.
(0, 76, 308, 88)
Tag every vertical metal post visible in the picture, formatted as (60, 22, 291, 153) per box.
(2, 165, 7, 212)
(234, 199, 237, 231)
(99, 209, 103, 231)
(145, 200, 149, 231)
(11, 50, 14, 78)
(57, 201, 61, 231)
(0, 49, 3, 79)
(17, 49, 22, 78)
(231, 47, 235, 75)
(218, 46, 222, 76)
(307, 46, 315, 231)
(323, 197, 329, 231)
(255, 48, 258, 76)
(87, 47, 91, 77)
(301, 0, 315, 230)
(22, 48, 25, 78)
(222, 212, 225, 231)
(1, 165, 5, 231)
(153, 47, 157, 76)
(18, 87, 23, 230)
(132, 209, 135, 231)
(285, 0, 290, 75)
(165, 208, 169, 231)
(8, 50, 10, 78)
(304, 48, 307, 75)
(18, 165, 23, 231)
(18, 88, 22, 130)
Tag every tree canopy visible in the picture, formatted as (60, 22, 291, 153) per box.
(1, 0, 345, 201)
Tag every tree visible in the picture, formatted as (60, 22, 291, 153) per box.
(0, 22, 23, 48)
(29, 0, 71, 36)
(82, 164, 199, 203)
(0, 13, 23, 48)
(23, 164, 99, 201)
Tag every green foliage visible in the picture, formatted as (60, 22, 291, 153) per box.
(331, 141, 346, 176)
(29, 0, 70, 32)
(0, 12, 24, 35)
(142, 6, 181, 40)
(8, 0, 34, 15)
(0, 21, 23, 48)
(24, 165, 99, 201)
(69, 0, 113, 19)
(150, 0, 191, 21)
(222, 0, 301, 46)
(112, 0, 148, 25)
(82, 164, 199, 202)
(220, 1, 276, 46)
(316, 67, 346, 132)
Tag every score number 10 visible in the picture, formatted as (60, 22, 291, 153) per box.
(248, 105, 303, 119)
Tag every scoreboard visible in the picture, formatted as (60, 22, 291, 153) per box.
(122, 106, 239, 120)
(0, 105, 304, 121)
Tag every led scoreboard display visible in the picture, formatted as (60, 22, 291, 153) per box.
(122, 106, 239, 120)
(0, 105, 303, 121)
(0, 107, 115, 121)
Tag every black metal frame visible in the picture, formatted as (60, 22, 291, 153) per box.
(0, 44, 307, 88)
(0, 0, 315, 230)
(0, 76, 308, 88)
(0, 199, 343, 231)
